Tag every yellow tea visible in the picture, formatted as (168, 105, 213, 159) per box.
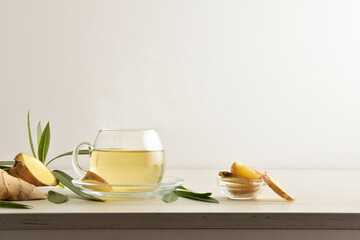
(89, 150, 165, 185)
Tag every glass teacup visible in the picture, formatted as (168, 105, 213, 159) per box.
(72, 129, 166, 186)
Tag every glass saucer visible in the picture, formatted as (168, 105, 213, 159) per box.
(72, 176, 184, 200)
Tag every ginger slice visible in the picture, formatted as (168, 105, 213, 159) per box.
(81, 171, 113, 192)
(260, 172, 295, 201)
(0, 169, 45, 200)
(9, 153, 58, 186)
(219, 171, 256, 180)
(226, 183, 262, 190)
(228, 187, 261, 195)
(219, 171, 259, 187)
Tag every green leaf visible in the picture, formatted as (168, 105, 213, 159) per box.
(37, 121, 42, 147)
(0, 161, 14, 170)
(163, 186, 219, 204)
(52, 170, 104, 202)
(175, 187, 212, 198)
(53, 170, 73, 182)
(177, 186, 188, 191)
(176, 186, 212, 197)
(47, 190, 68, 204)
(27, 111, 37, 158)
(38, 122, 51, 163)
(175, 190, 219, 203)
(0, 161, 15, 166)
(46, 150, 90, 166)
(163, 191, 179, 203)
(173, 186, 219, 203)
(0, 200, 32, 209)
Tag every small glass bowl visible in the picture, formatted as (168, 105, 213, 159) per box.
(217, 176, 266, 200)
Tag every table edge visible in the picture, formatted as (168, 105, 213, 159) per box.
(0, 212, 359, 230)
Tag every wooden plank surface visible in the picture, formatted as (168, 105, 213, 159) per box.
(0, 169, 359, 230)
(0, 213, 360, 230)
(1, 229, 360, 240)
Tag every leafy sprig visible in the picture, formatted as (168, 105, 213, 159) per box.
(46, 150, 90, 167)
(27, 111, 50, 163)
(37, 122, 50, 163)
(25, 111, 89, 166)
(27, 111, 37, 158)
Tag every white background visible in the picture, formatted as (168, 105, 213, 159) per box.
(1, 0, 360, 169)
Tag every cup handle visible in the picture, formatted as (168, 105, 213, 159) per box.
(72, 141, 92, 177)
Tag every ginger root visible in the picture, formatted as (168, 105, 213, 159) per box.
(0, 169, 46, 200)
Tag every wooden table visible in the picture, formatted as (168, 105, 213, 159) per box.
(0, 169, 359, 240)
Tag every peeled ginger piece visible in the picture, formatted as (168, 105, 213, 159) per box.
(230, 162, 261, 180)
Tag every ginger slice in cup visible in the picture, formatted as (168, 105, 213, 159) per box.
(219, 171, 247, 179)
(226, 183, 261, 191)
(81, 171, 113, 192)
(219, 171, 258, 187)
(219, 171, 258, 180)
(260, 172, 295, 201)
(225, 181, 261, 195)
(230, 163, 261, 180)
(228, 187, 261, 195)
